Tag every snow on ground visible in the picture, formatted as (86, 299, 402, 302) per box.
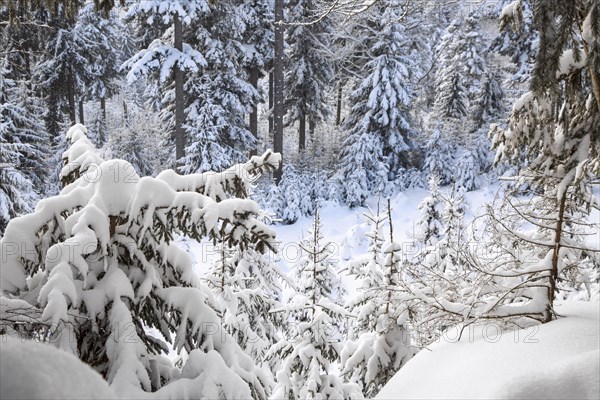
(375, 301, 600, 400)
(268, 186, 498, 274)
(0, 337, 117, 399)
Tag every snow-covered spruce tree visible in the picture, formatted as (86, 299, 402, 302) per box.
(0, 60, 47, 235)
(339, 2, 416, 206)
(422, 127, 455, 186)
(458, 15, 488, 104)
(0, 124, 281, 398)
(486, 0, 600, 323)
(0, 137, 32, 236)
(205, 238, 287, 366)
(106, 101, 170, 178)
(439, 187, 467, 273)
(179, 0, 259, 173)
(434, 64, 468, 126)
(284, 0, 333, 151)
(416, 175, 444, 248)
(491, 0, 539, 83)
(124, 0, 259, 173)
(276, 163, 312, 224)
(455, 150, 479, 193)
(0, 17, 50, 193)
(123, 0, 208, 168)
(341, 200, 414, 397)
(431, 14, 500, 181)
(72, 1, 125, 144)
(34, 13, 88, 128)
(339, 131, 386, 208)
(268, 208, 360, 399)
(429, 13, 503, 192)
(470, 69, 506, 135)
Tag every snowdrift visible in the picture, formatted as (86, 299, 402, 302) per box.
(376, 301, 600, 399)
(0, 337, 116, 399)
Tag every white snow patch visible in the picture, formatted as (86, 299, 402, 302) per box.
(376, 301, 600, 399)
(0, 337, 116, 399)
(557, 49, 587, 78)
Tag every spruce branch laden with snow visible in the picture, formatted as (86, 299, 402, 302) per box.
(340, 199, 414, 398)
(0, 124, 281, 399)
(268, 207, 361, 400)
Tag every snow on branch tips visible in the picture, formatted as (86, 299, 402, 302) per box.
(0, 124, 280, 398)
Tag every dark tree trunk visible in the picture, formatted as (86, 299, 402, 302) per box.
(273, 0, 284, 183)
(174, 14, 185, 171)
(268, 70, 274, 137)
(78, 99, 84, 125)
(336, 82, 343, 126)
(66, 69, 76, 125)
(100, 97, 107, 122)
(309, 119, 315, 144)
(123, 100, 128, 122)
(100, 97, 107, 144)
(299, 114, 306, 152)
(545, 192, 567, 323)
(249, 66, 259, 156)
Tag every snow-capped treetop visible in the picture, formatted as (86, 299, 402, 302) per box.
(60, 124, 104, 187)
(124, 0, 211, 26)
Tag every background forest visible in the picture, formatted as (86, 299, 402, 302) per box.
(1, 0, 599, 399)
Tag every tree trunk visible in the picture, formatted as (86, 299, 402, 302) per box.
(299, 114, 306, 152)
(249, 66, 259, 156)
(580, 11, 600, 112)
(24, 50, 31, 84)
(123, 100, 128, 122)
(273, 0, 285, 183)
(545, 191, 567, 323)
(101, 97, 107, 122)
(99, 97, 107, 144)
(66, 69, 76, 125)
(335, 82, 343, 126)
(385, 198, 394, 315)
(174, 14, 185, 171)
(583, 41, 600, 112)
(268, 70, 274, 139)
(309, 119, 315, 146)
(78, 100, 84, 125)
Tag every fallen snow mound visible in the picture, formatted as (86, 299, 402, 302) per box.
(376, 301, 600, 400)
(0, 337, 116, 399)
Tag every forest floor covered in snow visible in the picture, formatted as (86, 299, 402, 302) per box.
(2, 185, 598, 399)
(375, 301, 600, 399)
(186, 184, 500, 277)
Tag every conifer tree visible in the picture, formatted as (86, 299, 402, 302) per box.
(422, 128, 455, 186)
(284, 0, 334, 151)
(0, 124, 281, 398)
(0, 59, 47, 234)
(491, 0, 538, 83)
(205, 240, 286, 367)
(268, 208, 359, 399)
(125, 0, 260, 173)
(339, 2, 416, 205)
(341, 200, 414, 397)
(416, 175, 444, 248)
